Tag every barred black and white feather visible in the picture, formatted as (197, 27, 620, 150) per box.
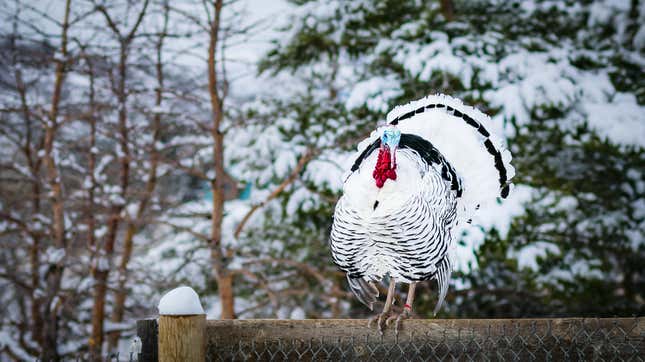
(331, 94, 514, 314)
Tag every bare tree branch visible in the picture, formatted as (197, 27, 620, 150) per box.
(234, 148, 315, 239)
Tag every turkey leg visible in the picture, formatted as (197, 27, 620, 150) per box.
(368, 278, 396, 334)
(387, 282, 416, 335)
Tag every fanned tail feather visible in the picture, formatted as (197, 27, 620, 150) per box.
(433, 257, 451, 316)
(347, 275, 379, 310)
(384, 94, 515, 222)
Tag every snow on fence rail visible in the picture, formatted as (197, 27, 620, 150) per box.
(135, 317, 644, 361)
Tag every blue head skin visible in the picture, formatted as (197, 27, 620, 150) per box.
(380, 127, 401, 168)
(381, 127, 401, 150)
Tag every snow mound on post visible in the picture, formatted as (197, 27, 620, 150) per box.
(158, 286, 205, 315)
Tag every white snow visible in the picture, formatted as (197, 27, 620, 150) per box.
(96, 257, 110, 271)
(290, 307, 305, 319)
(345, 76, 402, 112)
(150, 105, 170, 114)
(0, 329, 34, 361)
(583, 93, 645, 146)
(130, 336, 142, 355)
(46, 247, 66, 264)
(158, 286, 205, 315)
(513, 242, 561, 271)
(126, 203, 140, 219)
(634, 25, 645, 50)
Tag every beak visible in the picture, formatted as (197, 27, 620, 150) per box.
(389, 145, 397, 169)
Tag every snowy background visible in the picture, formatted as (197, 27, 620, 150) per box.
(0, 0, 643, 359)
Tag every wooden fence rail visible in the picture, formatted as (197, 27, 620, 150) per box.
(137, 317, 644, 361)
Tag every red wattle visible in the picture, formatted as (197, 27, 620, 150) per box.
(373, 147, 397, 188)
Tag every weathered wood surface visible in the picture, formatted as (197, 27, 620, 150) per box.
(158, 315, 205, 362)
(206, 318, 644, 341)
(136, 318, 158, 362)
(205, 318, 644, 361)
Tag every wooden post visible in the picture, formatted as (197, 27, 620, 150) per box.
(136, 319, 158, 362)
(158, 314, 205, 362)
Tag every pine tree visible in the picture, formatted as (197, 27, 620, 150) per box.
(254, 0, 644, 317)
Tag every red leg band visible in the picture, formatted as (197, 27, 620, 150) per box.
(404, 304, 412, 311)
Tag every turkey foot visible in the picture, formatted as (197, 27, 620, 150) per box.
(386, 307, 411, 335)
(367, 311, 392, 334)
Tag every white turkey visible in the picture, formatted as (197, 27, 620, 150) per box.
(330, 94, 514, 333)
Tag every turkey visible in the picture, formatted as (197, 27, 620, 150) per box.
(330, 94, 514, 333)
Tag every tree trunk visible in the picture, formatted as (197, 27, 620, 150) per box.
(206, 0, 235, 320)
(440, 0, 455, 21)
(14, 44, 45, 347)
(41, 1, 71, 359)
(84, 48, 102, 360)
(218, 273, 235, 319)
(91, 1, 149, 355)
(107, 4, 166, 348)
(89, 41, 130, 358)
(90, 209, 121, 359)
(106, 223, 142, 349)
(89, 270, 108, 360)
